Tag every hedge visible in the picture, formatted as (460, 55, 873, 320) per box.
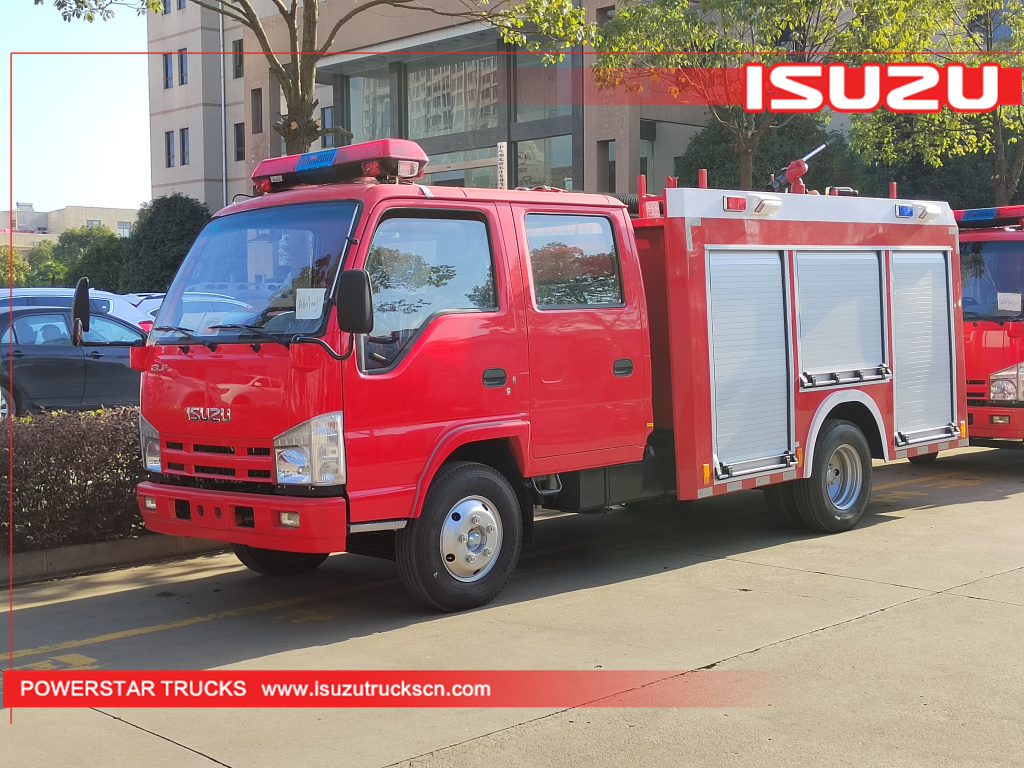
(1, 407, 149, 553)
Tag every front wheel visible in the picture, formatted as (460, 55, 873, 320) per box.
(793, 419, 872, 533)
(0, 386, 14, 419)
(231, 544, 329, 576)
(396, 461, 523, 612)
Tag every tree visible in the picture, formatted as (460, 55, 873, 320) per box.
(52, 225, 117, 282)
(26, 240, 56, 270)
(68, 232, 126, 292)
(850, 2, 1024, 206)
(594, 0, 949, 189)
(42, 0, 594, 154)
(1, 246, 31, 288)
(119, 193, 211, 293)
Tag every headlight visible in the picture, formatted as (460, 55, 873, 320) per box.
(139, 415, 161, 472)
(990, 363, 1024, 401)
(273, 412, 345, 486)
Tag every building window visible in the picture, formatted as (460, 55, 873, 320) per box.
(515, 134, 572, 189)
(251, 88, 263, 134)
(598, 140, 616, 194)
(515, 53, 572, 123)
(178, 49, 188, 85)
(180, 127, 190, 166)
(163, 53, 173, 89)
(596, 5, 616, 24)
(347, 67, 391, 144)
(234, 122, 245, 162)
(117, 221, 131, 238)
(165, 131, 175, 167)
(177, 0, 186, 8)
(85, 220, 101, 229)
(232, 39, 243, 79)
(321, 106, 337, 148)
(163, 0, 171, 14)
(407, 52, 499, 140)
(525, 214, 624, 309)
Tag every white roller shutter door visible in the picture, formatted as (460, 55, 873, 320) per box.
(708, 251, 792, 474)
(891, 251, 955, 441)
(796, 251, 884, 377)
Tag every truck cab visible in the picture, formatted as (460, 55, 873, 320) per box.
(955, 207, 1024, 447)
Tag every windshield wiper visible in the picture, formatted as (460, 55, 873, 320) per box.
(209, 323, 290, 346)
(152, 325, 217, 350)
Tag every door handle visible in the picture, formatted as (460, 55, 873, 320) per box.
(11, 350, 25, 358)
(482, 368, 507, 388)
(613, 358, 634, 377)
(86, 351, 104, 359)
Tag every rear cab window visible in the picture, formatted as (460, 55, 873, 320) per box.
(523, 213, 624, 309)
(361, 212, 497, 370)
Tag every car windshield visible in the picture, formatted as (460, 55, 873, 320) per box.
(151, 201, 359, 344)
(960, 240, 1024, 320)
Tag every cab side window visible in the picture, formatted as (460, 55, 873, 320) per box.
(362, 214, 496, 370)
(525, 214, 624, 309)
(82, 316, 145, 344)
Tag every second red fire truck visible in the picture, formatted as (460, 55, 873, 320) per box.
(954, 206, 1024, 450)
(73, 139, 967, 611)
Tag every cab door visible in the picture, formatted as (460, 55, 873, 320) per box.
(341, 201, 528, 523)
(513, 207, 650, 461)
(7, 310, 85, 407)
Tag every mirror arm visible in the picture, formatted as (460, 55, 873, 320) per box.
(291, 333, 356, 361)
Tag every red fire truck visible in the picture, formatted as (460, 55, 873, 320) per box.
(72, 139, 966, 611)
(954, 206, 1024, 449)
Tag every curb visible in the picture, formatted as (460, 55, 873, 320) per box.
(2, 535, 229, 587)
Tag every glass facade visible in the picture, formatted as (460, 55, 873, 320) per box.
(348, 67, 391, 144)
(515, 54, 573, 123)
(407, 53, 499, 139)
(515, 135, 573, 189)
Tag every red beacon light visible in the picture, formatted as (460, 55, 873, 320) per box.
(251, 138, 429, 194)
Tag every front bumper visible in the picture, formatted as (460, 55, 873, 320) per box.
(137, 481, 349, 553)
(967, 405, 1024, 441)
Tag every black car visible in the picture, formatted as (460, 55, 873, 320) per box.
(1, 306, 145, 418)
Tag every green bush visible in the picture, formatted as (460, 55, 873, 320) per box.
(1, 408, 149, 553)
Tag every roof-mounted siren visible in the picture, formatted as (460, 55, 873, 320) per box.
(252, 138, 430, 195)
(955, 205, 1024, 229)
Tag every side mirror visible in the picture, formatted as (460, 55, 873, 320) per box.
(335, 269, 374, 335)
(71, 277, 91, 346)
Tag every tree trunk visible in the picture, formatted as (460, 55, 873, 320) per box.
(738, 148, 754, 191)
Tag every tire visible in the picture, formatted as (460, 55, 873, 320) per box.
(0, 386, 13, 419)
(792, 419, 872, 533)
(230, 544, 329, 576)
(907, 452, 939, 465)
(396, 461, 523, 612)
(763, 482, 804, 528)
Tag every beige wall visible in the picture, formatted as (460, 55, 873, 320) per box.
(47, 207, 138, 235)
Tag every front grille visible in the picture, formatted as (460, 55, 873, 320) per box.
(167, 462, 185, 471)
(194, 465, 236, 477)
(166, 441, 184, 450)
(248, 469, 272, 479)
(247, 447, 271, 456)
(194, 444, 235, 455)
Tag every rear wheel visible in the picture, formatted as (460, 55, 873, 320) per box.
(0, 386, 14, 419)
(793, 419, 872, 533)
(907, 452, 938, 465)
(396, 461, 522, 612)
(763, 482, 804, 528)
(231, 544, 329, 576)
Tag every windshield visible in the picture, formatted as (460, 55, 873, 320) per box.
(151, 202, 359, 344)
(960, 240, 1024, 320)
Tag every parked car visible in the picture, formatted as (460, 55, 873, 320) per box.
(0, 306, 145, 418)
(132, 292, 251, 321)
(0, 288, 153, 332)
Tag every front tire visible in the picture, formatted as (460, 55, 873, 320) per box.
(793, 419, 872, 533)
(396, 461, 523, 612)
(231, 544, 329, 576)
(0, 386, 14, 419)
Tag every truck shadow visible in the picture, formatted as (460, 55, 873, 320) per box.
(4, 447, 1021, 677)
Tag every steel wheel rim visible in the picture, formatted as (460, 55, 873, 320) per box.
(0, 394, 8, 420)
(438, 495, 503, 582)
(826, 444, 862, 513)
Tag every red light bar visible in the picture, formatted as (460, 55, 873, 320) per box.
(252, 139, 430, 194)
(955, 204, 1024, 228)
